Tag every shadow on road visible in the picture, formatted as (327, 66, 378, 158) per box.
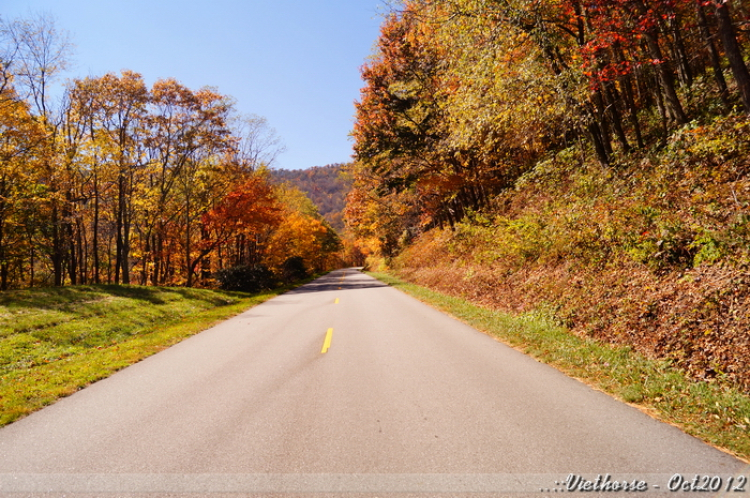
(287, 271, 387, 294)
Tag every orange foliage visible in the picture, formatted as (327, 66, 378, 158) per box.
(264, 210, 330, 273)
(202, 176, 281, 243)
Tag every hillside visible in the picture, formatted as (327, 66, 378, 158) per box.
(345, 1, 750, 395)
(270, 164, 351, 233)
(389, 115, 750, 392)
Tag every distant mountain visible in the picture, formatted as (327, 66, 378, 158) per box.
(270, 164, 352, 233)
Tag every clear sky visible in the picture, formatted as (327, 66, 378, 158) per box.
(2, 0, 385, 170)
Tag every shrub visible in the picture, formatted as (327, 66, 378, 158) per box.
(214, 265, 276, 293)
(279, 256, 308, 283)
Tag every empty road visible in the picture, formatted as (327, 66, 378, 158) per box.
(0, 269, 746, 497)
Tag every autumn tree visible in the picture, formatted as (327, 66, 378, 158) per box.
(349, 0, 750, 258)
(269, 164, 352, 232)
(353, 0, 566, 235)
(0, 78, 45, 289)
(0, 14, 356, 289)
(265, 183, 340, 274)
(709, 0, 750, 113)
(83, 72, 149, 284)
(1, 13, 73, 286)
(198, 174, 281, 280)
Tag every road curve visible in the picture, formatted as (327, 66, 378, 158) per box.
(0, 269, 746, 497)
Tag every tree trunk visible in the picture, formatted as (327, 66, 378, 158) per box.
(185, 195, 193, 287)
(621, 71, 644, 148)
(115, 174, 123, 284)
(122, 202, 131, 285)
(153, 232, 161, 285)
(603, 83, 631, 153)
(630, 0, 688, 124)
(695, 1, 731, 109)
(67, 218, 77, 286)
(644, 32, 688, 124)
(78, 218, 86, 285)
(141, 235, 150, 285)
(52, 203, 65, 287)
(591, 92, 614, 159)
(200, 225, 211, 283)
(0, 216, 6, 291)
(588, 120, 610, 165)
(668, 10, 693, 89)
(29, 235, 34, 287)
(0, 262, 7, 291)
(92, 175, 100, 284)
(714, 2, 750, 114)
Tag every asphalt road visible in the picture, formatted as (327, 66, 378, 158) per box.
(0, 269, 746, 497)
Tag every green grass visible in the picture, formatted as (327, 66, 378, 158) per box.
(0, 281, 309, 427)
(368, 271, 750, 463)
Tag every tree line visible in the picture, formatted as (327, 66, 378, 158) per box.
(0, 14, 339, 289)
(347, 0, 750, 256)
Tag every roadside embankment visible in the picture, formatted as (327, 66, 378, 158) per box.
(0, 283, 301, 427)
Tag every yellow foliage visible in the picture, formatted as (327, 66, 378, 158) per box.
(264, 210, 329, 271)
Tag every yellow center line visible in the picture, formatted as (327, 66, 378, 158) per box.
(321, 328, 334, 354)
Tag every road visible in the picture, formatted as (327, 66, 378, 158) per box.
(0, 269, 746, 497)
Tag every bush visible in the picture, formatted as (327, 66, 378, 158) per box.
(214, 265, 276, 293)
(280, 256, 308, 283)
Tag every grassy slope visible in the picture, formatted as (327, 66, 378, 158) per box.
(0, 283, 298, 427)
(369, 271, 750, 462)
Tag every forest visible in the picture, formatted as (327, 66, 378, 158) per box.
(346, 0, 750, 392)
(0, 15, 341, 290)
(270, 164, 352, 233)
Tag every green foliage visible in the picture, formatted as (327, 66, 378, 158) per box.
(691, 229, 727, 267)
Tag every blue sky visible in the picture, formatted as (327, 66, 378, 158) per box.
(2, 0, 385, 170)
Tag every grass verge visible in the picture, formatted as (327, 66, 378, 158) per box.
(0, 279, 312, 427)
(368, 271, 750, 463)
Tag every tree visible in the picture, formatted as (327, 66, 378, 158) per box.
(0, 14, 340, 289)
(84, 72, 149, 284)
(199, 175, 281, 283)
(230, 114, 285, 173)
(265, 183, 340, 273)
(269, 164, 352, 233)
(0, 79, 45, 288)
(0, 13, 72, 121)
(1, 13, 73, 286)
(349, 0, 750, 260)
(709, 0, 750, 113)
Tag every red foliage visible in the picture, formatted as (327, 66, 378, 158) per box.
(202, 176, 281, 247)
